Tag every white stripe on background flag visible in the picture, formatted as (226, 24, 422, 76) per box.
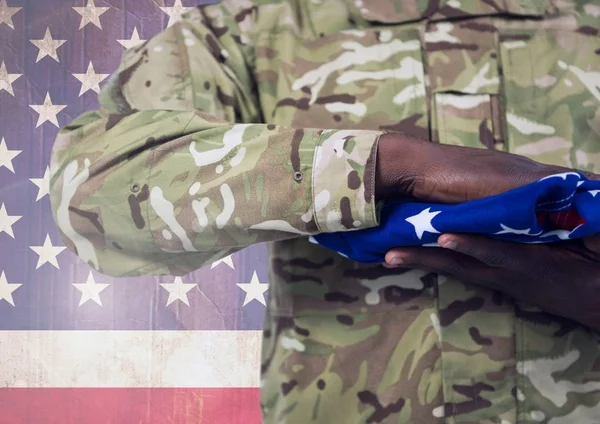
(0, 330, 262, 387)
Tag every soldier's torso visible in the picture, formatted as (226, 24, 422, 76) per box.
(233, 0, 600, 422)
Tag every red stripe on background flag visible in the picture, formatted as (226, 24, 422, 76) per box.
(0, 388, 262, 424)
(0, 331, 263, 423)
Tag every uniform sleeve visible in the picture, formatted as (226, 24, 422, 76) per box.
(49, 9, 383, 278)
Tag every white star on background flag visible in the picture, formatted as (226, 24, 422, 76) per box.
(237, 271, 268, 307)
(160, 0, 194, 27)
(591, 190, 599, 197)
(72, 61, 109, 96)
(30, 166, 50, 202)
(117, 27, 146, 49)
(0, 0, 21, 30)
(30, 27, 67, 63)
(73, 0, 109, 30)
(405, 208, 441, 239)
(29, 234, 66, 270)
(211, 254, 235, 270)
(30, 92, 67, 128)
(73, 271, 110, 306)
(0, 61, 21, 97)
(0, 203, 21, 239)
(0, 271, 21, 307)
(160, 276, 197, 306)
(0, 138, 21, 173)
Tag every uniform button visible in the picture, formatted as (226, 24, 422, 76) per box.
(131, 184, 140, 192)
(293, 171, 303, 182)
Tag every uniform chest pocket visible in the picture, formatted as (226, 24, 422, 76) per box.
(424, 18, 507, 150)
(499, 28, 600, 173)
(254, 26, 430, 139)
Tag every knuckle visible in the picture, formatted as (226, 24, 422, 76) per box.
(440, 258, 465, 276)
(580, 170, 600, 181)
(482, 250, 510, 268)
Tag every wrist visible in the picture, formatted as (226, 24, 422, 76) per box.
(375, 132, 419, 200)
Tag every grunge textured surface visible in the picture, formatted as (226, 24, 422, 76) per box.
(4, 0, 600, 423)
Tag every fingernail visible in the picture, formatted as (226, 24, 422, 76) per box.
(389, 257, 404, 266)
(440, 239, 457, 250)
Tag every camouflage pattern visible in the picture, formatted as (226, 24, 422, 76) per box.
(49, 0, 600, 423)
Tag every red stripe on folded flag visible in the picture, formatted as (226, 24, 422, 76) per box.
(537, 209, 587, 231)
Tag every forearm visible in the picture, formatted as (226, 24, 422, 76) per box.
(49, 107, 384, 277)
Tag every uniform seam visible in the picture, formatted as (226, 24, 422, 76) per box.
(434, 277, 448, 424)
(368, 134, 382, 226)
(174, 22, 198, 111)
(312, 130, 324, 233)
(145, 149, 159, 255)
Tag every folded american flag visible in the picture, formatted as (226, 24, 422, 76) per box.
(313, 172, 600, 263)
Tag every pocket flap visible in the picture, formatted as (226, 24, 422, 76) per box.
(346, 0, 548, 25)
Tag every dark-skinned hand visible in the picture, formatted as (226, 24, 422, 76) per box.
(374, 132, 597, 202)
(375, 134, 600, 332)
(383, 234, 600, 332)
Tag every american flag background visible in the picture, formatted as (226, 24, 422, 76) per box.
(0, 1, 266, 422)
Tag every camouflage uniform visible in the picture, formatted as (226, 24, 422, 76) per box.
(49, 0, 600, 422)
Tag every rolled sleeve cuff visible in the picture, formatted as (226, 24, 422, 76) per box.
(311, 129, 383, 233)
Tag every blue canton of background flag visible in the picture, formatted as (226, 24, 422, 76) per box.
(314, 173, 600, 263)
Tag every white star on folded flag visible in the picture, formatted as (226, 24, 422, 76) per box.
(540, 172, 580, 182)
(405, 207, 441, 239)
(237, 271, 268, 307)
(0, 203, 21, 239)
(160, 0, 194, 27)
(73, 0, 109, 30)
(30, 166, 50, 201)
(0, 271, 21, 307)
(0, 137, 21, 173)
(540, 225, 583, 241)
(73, 271, 110, 307)
(29, 234, 66, 270)
(0, 61, 21, 97)
(72, 61, 109, 96)
(591, 190, 599, 197)
(211, 254, 235, 269)
(30, 92, 67, 128)
(160, 276, 197, 306)
(0, 0, 21, 30)
(494, 224, 542, 236)
(117, 27, 146, 49)
(30, 27, 66, 63)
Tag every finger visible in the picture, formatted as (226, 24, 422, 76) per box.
(436, 233, 538, 272)
(414, 143, 572, 203)
(385, 246, 491, 280)
(582, 171, 600, 181)
(584, 235, 600, 253)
